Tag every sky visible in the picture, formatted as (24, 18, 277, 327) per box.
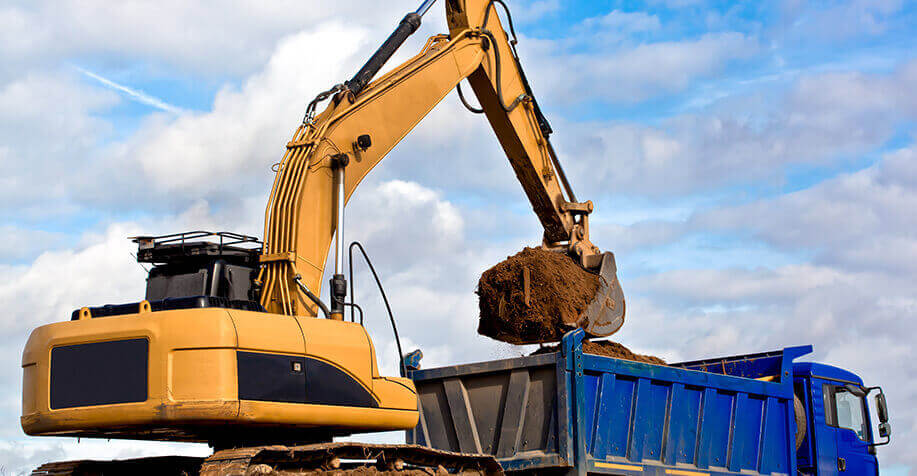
(0, 0, 914, 473)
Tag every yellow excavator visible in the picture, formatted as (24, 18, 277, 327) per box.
(21, 0, 624, 473)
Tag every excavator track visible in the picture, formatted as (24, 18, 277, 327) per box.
(31, 456, 205, 475)
(202, 443, 504, 475)
(30, 443, 503, 476)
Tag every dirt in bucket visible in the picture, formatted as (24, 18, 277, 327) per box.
(476, 247, 600, 344)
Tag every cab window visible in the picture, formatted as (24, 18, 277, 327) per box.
(825, 385, 868, 440)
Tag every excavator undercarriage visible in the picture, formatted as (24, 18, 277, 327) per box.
(32, 443, 504, 476)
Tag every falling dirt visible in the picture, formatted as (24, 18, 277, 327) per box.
(476, 247, 600, 344)
(532, 340, 666, 365)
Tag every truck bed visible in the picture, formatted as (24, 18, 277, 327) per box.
(408, 330, 811, 475)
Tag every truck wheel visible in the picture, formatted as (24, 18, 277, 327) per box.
(794, 395, 807, 449)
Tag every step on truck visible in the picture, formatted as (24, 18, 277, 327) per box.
(407, 329, 892, 475)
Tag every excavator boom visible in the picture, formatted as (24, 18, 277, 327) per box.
(260, 0, 606, 323)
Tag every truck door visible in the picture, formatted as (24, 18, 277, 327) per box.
(824, 383, 879, 475)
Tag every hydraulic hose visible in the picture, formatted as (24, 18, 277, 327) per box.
(294, 275, 331, 319)
(480, 29, 525, 112)
(478, 1, 575, 202)
(456, 82, 484, 114)
(349, 241, 407, 377)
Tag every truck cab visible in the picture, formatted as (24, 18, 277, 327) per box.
(794, 362, 891, 475)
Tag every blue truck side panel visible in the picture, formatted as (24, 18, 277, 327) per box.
(409, 330, 813, 475)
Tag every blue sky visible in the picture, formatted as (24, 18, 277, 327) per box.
(0, 0, 914, 473)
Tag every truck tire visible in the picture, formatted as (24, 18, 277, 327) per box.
(794, 395, 807, 449)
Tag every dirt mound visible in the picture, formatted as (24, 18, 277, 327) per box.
(581, 340, 666, 365)
(532, 340, 666, 365)
(476, 247, 600, 344)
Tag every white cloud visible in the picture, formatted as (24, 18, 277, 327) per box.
(778, 0, 905, 41)
(58, 23, 369, 215)
(0, 2, 784, 221)
(0, 225, 147, 336)
(0, 71, 117, 211)
(553, 59, 917, 197)
(512, 0, 561, 23)
(697, 146, 917, 274)
(0, 226, 66, 262)
(592, 220, 687, 255)
(72, 21, 513, 216)
(526, 32, 758, 103)
(0, 0, 405, 79)
(584, 10, 661, 32)
(646, 0, 707, 7)
(69, 21, 536, 214)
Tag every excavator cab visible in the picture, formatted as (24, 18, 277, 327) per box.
(21, 231, 419, 448)
(135, 231, 262, 304)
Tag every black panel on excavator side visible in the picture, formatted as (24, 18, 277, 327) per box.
(237, 351, 307, 403)
(50, 339, 148, 409)
(304, 358, 379, 408)
(236, 351, 379, 408)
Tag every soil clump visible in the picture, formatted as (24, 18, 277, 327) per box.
(476, 247, 599, 344)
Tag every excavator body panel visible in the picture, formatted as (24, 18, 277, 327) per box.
(21, 307, 418, 444)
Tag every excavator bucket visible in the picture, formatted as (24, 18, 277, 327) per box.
(477, 249, 626, 345)
(576, 252, 626, 338)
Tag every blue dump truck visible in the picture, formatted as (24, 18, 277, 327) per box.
(407, 330, 891, 475)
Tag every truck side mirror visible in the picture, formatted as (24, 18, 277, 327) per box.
(871, 389, 891, 447)
(878, 422, 891, 438)
(875, 392, 888, 423)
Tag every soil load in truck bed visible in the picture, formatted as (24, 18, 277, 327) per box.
(580, 340, 666, 364)
(532, 339, 666, 365)
(477, 247, 600, 344)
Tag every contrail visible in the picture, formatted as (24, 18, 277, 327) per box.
(75, 66, 184, 115)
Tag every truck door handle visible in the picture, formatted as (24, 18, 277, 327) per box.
(837, 457, 846, 471)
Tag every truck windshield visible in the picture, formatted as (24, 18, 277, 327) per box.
(833, 387, 868, 440)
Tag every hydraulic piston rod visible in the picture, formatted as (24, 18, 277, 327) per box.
(344, 0, 438, 97)
(330, 154, 349, 320)
(414, 0, 437, 16)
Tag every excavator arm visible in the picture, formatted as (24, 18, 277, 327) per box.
(260, 0, 604, 319)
